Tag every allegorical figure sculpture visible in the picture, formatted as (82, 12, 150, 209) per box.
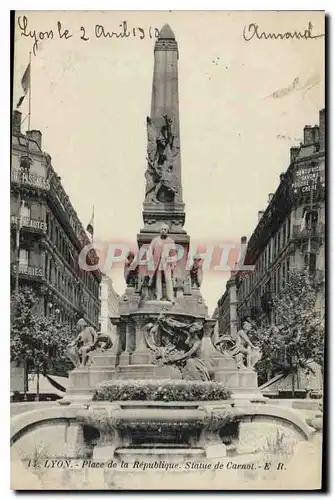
(145, 114, 179, 204)
(174, 321, 214, 381)
(66, 318, 98, 368)
(190, 254, 204, 288)
(215, 319, 261, 369)
(66, 319, 113, 368)
(148, 223, 176, 303)
(144, 313, 214, 381)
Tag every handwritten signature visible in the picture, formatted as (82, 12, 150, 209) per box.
(243, 21, 325, 42)
(17, 16, 160, 56)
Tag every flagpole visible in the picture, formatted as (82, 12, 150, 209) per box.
(14, 51, 31, 293)
(28, 51, 32, 133)
(13, 54, 32, 400)
(17, 52, 32, 290)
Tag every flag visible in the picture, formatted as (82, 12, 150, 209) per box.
(16, 63, 31, 109)
(86, 206, 95, 238)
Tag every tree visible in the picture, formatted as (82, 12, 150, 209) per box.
(11, 286, 73, 400)
(252, 269, 324, 388)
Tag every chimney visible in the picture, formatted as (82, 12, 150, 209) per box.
(313, 125, 320, 144)
(12, 110, 22, 136)
(258, 211, 264, 221)
(290, 146, 299, 163)
(268, 193, 274, 203)
(280, 172, 285, 183)
(26, 130, 42, 149)
(241, 236, 247, 245)
(319, 108, 325, 151)
(303, 125, 317, 145)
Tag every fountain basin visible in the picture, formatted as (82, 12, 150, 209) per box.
(10, 399, 313, 467)
(75, 400, 239, 460)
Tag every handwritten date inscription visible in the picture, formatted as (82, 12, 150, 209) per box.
(18, 16, 160, 56)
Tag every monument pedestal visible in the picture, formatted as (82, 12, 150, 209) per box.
(59, 367, 93, 405)
(214, 368, 265, 402)
(89, 352, 117, 387)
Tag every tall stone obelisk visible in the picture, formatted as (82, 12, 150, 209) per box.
(133, 24, 210, 316)
(138, 24, 188, 245)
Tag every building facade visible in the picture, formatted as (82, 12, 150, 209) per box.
(11, 110, 101, 329)
(98, 274, 119, 343)
(215, 109, 325, 336)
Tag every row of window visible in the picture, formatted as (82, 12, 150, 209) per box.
(240, 204, 322, 302)
(14, 197, 100, 298)
(45, 254, 100, 325)
(240, 258, 291, 314)
(83, 291, 99, 326)
(238, 216, 292, 300)
(259, 216, 291, 274)
(16, 249, 99, 326)
(46, 211, 100, 298)
(46, 254, 77, 302)
(241, 253, 319, 321)
(239, 254, 291, 308)
(267, 259, 291, 296)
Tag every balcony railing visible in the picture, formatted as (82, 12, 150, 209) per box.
(292, 223, 325, 240)
(11, 215, 47, 232)
(11, 263, 44, 279)
(11, 169, 50, 191)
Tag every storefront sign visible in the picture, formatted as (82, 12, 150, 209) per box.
(11, 169, 50, 190)
(292, 160, 325, 194)
(11, 216, 47, 231)
(12, 264, 44, 277)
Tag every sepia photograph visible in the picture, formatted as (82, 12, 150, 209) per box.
(9, 9, 325, 490)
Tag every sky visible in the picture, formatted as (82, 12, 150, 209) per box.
(13, 10, 324, 314)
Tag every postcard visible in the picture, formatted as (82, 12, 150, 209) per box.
(10, 10, 325, 490)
